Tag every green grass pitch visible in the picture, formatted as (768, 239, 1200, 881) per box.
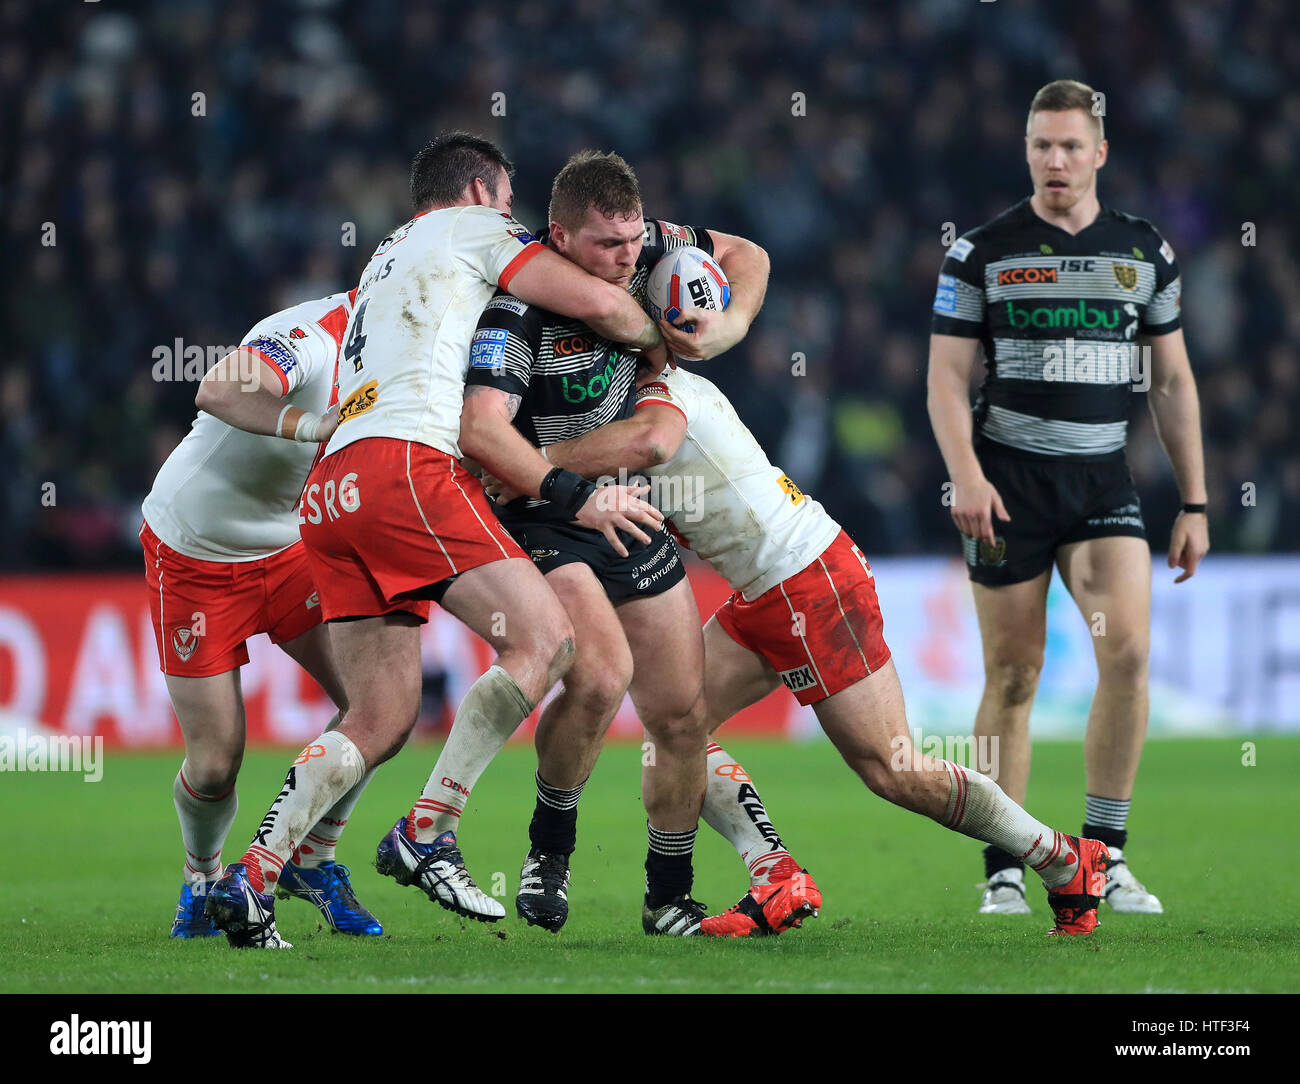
(1, 736, 1295, 993)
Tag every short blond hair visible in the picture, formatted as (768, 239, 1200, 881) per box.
(1027, 79, 1104, 142)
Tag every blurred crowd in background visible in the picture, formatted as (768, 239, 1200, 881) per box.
(3, 0, 1297, 570)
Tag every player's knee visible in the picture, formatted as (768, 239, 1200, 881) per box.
(569, 651, 633, 718)
(1097, 638, 1148, 687)
(186, 748, 242, 795)
(986, 659, 1042, 707)
(643, 701, 710, 754)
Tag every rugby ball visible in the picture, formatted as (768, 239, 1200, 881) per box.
(646, 246, 730, 332)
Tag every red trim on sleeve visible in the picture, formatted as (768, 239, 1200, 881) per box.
(248, 348, 290, 395)
(634, 396, 688, 424)
(498, 241, 545, 291)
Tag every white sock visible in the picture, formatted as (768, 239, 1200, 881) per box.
(295, 716, 375, 869)
(940, 761, 1078, 890)
(410, 664, 533, 843)
(239, 731, 365, 892)
(173, 762, 237, 887)
(700, 742, 793, 885)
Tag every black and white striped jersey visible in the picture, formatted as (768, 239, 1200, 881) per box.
(931, 198, 1182, 460)
(465, 217, 713, 514)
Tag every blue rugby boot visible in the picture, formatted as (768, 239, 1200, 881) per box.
(277, 861, 383, 936)
(169, 880, 221, 939)
(375, 817, 505, 922)
(204, 862, 293, 949)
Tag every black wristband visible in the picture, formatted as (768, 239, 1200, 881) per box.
(539, 467, 596, 516)
(1181, 503, 1207, 514)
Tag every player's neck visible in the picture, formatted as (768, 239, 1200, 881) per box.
(1029, 191, 1102, 235)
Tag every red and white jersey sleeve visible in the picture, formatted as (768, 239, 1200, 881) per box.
(635, 367, 840, 600)
(325, 205, 545, 460)
(142, 291, 352, 561)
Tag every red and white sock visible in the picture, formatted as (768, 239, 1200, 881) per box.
(409, 664, 533, 843)
(701, 742, 797, 885)
(940, 761, 1078, 890)
(173, 762, 237, 887)
(294, 768, 374, 869)
(238, 731, 365, 892)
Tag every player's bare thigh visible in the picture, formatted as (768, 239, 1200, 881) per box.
(971, 570, 1051, 678)
(1055, 535, 1151, 663)
(439, 557, 576, 703)
(165, 669, 247, 793)
(701, 614, 781, 732)
(278, 624, 347, 713)
(617, 578, 706, 737)
(541, 561, 634, 721)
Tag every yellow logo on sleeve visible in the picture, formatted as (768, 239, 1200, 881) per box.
(777, 473, 805, 506)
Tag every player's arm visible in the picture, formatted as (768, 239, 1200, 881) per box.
(546, 402, 688, 478)
(507, 248, 664, 353)
(926, 333, 1008, 546)
(1144, 327, 1209, 582)
(194, 348, 337, 443)
(658, 229, 770, 361)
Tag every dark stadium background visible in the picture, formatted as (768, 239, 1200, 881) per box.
(2, 0, 1297, 572)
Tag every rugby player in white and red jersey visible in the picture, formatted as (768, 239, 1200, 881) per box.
(538, 363, 1113, 936)
(205, 133, 668, 948)
(142, 288, 387, 941)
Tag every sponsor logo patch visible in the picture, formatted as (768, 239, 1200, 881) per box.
(469, 327, 509, 369)
(488, 295, 529, 316)
(947, 238, 974, 262)
(499, 213, 536, 244)
(997, 266, 1058, 285)
(1159, 240, 1176, 264)
(933, 274, 958, 315)
(779, 665, 820, 693)
(338, 380, 378, 423)
(247, 334, 300, 379)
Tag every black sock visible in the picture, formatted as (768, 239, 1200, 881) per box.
(1082, 822, 1128, 851)
(983, 844, 1024, 878)
(527, 772, 584, 855)
(645, 824, 696, 908)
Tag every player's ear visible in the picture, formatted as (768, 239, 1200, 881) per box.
(550, 221, 568, 252)
(1095, 139, 1108, 170)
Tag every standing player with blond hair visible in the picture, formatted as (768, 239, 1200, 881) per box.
(927, 80, 1209, 915)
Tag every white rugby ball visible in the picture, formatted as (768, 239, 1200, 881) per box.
(645, 245, 730, 332)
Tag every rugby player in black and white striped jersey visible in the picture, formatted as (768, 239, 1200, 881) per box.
(927, 79, 1210, 917)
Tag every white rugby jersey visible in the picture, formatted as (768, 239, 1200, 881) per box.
(635, 367, 840, 600)
(142, 291, 352, 561)
(324, 204, 544, 459)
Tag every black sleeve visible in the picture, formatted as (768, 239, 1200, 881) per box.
(641, 217, 716, 263)
(930, 234, 988, 339)
(464, 292, 544, 397)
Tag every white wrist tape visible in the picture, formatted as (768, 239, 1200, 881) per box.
(293, 411, 322, 443)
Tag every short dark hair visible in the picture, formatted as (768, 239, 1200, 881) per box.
(410, 131, 514, 210)
(548, 150, 642, 230)
(1027, 79, 1104, 142)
